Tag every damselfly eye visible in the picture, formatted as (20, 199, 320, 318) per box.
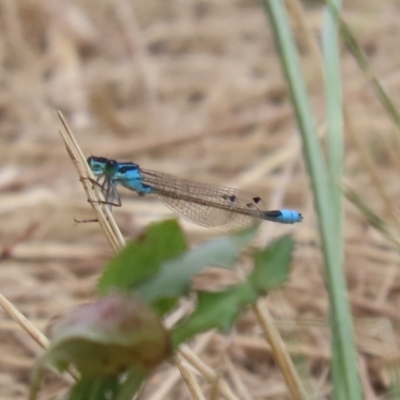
(104, 159, 119, 174)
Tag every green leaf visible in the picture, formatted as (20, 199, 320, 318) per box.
(64, 369, 147, 400)
(136, 226, 257, 312)
(41, 293, 171, 378)
(66, 377, 119, 400)
(249, 235, 294, 293)
(171, 283, 257, 347)
(171, 235, 295, 347)
(30, 294, 168, 400)
(98, 220, 187, 295)
(116, 368, 148, 400)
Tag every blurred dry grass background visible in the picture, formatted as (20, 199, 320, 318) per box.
(1, 0, 400, 399)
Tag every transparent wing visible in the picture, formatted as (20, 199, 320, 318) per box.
(140, 169, 265, 229)
(96, 175, 121, 212)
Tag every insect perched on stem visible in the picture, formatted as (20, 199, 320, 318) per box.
(85, 156, 303, 230)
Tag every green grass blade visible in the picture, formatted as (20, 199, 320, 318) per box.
(322, 2, 355, 400)
(260, 1, 362, 399)
(334, 5, 400, 129)
(343, 182, 400, 249)
(323, 0, 344, 205)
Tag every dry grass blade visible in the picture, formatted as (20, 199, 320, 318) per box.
(57, 111, 125, 252)
(175, 353, 206, 400)
(253, 301, 307, 400)
(180, 345, 240, 400)
(147, 332, 214, 400)
(345, 109, 400, 231)
(222, 353, 253, 400)
(0, 293, 49, 349)
(0, 294, 79, 384)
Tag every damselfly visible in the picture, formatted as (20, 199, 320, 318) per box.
(87, 156, 302, 229)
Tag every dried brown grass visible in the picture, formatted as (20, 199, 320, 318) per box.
(1, 0, 400, 399)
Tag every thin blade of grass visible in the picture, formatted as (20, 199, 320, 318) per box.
(333, 5, 400, 130)
(325, 1, 400, 231)
(344, 109, 400, 230)
(342, 181, 400, 249)
(322, 2, 359, 399)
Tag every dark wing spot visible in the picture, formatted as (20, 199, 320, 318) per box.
(253, 196, 261, 204)
(222, 194, 229, 201)
(229, 195, 237, 203)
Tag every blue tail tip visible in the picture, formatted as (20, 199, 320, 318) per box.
(277, 209, 303, 224)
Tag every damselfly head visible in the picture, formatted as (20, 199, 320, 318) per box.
(87, 156, 119, 176)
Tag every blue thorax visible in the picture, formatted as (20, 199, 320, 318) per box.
(112, 162, 153, 195)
